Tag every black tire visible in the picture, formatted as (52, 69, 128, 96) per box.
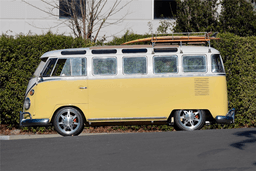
(174, 109, 205, 131)
(53, 107, 84, 136)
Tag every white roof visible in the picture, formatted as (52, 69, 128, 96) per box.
(40, 45, 220, 58)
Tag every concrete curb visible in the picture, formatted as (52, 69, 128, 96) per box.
(0, 134, 62, 140)
(0, 132, 117, 140)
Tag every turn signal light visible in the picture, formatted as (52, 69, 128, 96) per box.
(30, 89, 34, 96)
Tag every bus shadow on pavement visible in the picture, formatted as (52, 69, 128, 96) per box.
(230, 130, 256, 150)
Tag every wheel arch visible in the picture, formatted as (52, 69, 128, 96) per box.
(50, 105, 87, 124)
(168, 109, 214, 123)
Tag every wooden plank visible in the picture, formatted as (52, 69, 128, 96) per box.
(122, 36, 220, 45)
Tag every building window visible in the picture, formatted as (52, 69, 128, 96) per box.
(59, 0, 85, 18)
(154, 0, 177, 19)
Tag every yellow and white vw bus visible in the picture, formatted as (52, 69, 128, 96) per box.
(20, 39, 235, 136)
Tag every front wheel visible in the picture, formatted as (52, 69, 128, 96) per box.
(53, 107, 84, 136)
(174, 110, 205, 131)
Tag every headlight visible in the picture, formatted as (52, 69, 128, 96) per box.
(24, 98, 31, 110)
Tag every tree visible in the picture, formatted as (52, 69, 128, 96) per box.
(22, 0, 131, 42)
(173, 0, 219, 33)
(218, 0, 256, 36)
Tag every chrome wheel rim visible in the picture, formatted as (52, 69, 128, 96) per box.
(56, 108, 81, 135)
(177, 110, 202, 130)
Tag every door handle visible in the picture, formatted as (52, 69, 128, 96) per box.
(79, 87, 87, 89)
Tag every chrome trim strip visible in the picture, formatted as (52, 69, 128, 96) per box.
(88, 117, 167, 121)
(38, 73, 226, 83)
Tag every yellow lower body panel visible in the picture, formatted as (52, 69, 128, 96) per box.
(87, 76, 228, 122)
(25, 76, 228, 123)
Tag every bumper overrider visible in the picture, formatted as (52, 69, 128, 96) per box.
(19, 111, 51, 127)
(215, 108, 235, 124)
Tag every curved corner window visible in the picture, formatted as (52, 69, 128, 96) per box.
(154, 55, 177, 74)
(93, 57, 117, 75)
(42, 58, 57, 77)
(183, 55, 207, 72)
(211, 54, 225, 73)
(33, 59, 47, 78)
(123, 57, 147, 75)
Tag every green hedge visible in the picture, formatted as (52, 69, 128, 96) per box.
(212, 33, 256, 128)
(0, 32, 91, 125)
(1, 32, 255, 128)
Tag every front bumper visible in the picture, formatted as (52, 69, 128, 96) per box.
(215, 108, 235, 124)
(20, 111, 51, 127)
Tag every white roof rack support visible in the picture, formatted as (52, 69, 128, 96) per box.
(208, 40, 211, 53)
(180, 41, 183, 53)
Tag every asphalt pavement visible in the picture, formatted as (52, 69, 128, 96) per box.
(1, 128, 256, 171)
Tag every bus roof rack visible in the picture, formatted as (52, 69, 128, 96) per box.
(121, 32, 220, 45)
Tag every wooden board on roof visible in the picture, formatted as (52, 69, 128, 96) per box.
(122, 36, 220, 45)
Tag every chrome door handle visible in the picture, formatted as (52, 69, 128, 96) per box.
(79, 87, 87, 89)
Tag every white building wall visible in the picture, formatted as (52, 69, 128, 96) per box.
(0, 0, 174, 41)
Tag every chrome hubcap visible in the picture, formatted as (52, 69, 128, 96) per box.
(179, 110, 202, 129)
(57, 109, 80, 135)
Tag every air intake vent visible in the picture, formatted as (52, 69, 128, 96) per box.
(194, 78, 209, 96)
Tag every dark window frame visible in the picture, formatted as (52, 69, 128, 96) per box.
(154, 0, 177, 19)
(59, 0, 85, 19)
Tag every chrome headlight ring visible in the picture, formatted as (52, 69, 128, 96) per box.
(24, 97, 31, 110)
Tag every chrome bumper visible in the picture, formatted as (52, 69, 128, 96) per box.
(19, 111, 51, 127)
(215, 108, 235, 124)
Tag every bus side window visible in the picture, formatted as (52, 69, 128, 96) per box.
(154, 55, 178, 74)
(183, 55, 207, 72)
(93, 57, 117, 75)
(72, 58, 87, 76)
(52, 58, 87, 77)
(123, 57, 147, 75)
(52, 59, 69, 76)
(211, 54, 224, 73)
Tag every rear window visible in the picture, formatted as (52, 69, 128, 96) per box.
(183, 55, 207, 72)
(211, 54, 224, 73)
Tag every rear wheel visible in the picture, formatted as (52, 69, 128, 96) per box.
(53, 107, 84, 136)
(174, 110, 205, 131)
